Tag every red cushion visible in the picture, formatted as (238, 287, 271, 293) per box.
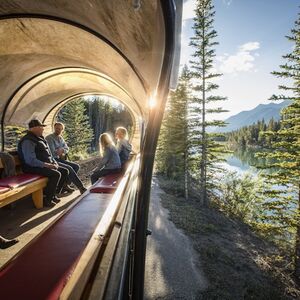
(0, 174, 45, 189)
(0, 186, 10, 194)
(90, 173, 123, 194)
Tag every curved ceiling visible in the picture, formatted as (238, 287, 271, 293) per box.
(0, 1, 166, 128)
(4, 67, 143, 126)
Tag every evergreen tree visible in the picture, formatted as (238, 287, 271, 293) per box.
(189, 0, 227, 205)
(85, 96, 132, 151)
(59, 98, 93, 159)
(86, 96, 112, 151)
(258, 10, 300, 277)
(225, 119, 281, 149)
(156, 66, 191, 199)
(4, 125, 26, 151)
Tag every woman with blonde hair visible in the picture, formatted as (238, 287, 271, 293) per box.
(90, 133, 121, 184)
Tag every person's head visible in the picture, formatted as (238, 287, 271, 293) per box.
(28, 119, 46, 137)
(54, 122, 65, 136)
(115, 127, 128, 140)
(99, 133, 115, 155)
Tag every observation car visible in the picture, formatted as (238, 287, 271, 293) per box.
(0, 0, 182, 299)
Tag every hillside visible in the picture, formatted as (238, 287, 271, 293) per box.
(158, 176, 300, 299)
(219, 100, 291, 133)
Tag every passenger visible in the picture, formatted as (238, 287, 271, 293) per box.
(18, 119, 69, 207)
(46, 122, 86, 194)
(91, 133, 121, 184)
(0, 235, 18, 249)
(115, 127, 132, 170)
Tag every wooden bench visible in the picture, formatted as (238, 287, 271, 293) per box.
(0, 155, 48, 209)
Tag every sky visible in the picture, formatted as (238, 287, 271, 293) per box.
(180, 0, 299, 119)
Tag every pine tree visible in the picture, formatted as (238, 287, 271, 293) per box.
(189, 0, 227, 205)
(4, 125, 26, 151)
(258, 10, 300, 278)
(156, 66, 191, 199)
(86, 96, 112, 151)
(85, 96, 132, 151)
(59, 98, 93, 159)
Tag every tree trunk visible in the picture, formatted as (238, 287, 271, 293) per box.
(184, 147, 188, 200)
(294, 184, 300, 279)
(200, 22, 207, 206)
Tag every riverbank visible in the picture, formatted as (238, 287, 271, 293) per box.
(157, 176, 300, 299)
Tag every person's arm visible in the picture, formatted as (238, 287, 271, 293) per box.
(21, 140, 45, 168)
(125, 140, 132, 152)
(98, 148, 112, 169)
(119, 139, 132, 152)
(116, 141, 121, 153)
(45, 135, 56, 157)
(60, 136, 69, 154)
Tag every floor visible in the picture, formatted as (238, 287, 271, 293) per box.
(0, 189, 84, 267)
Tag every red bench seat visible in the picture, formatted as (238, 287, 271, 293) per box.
(0, 186, 10, 194)
(0, 193, 113, 299)
(90, 173, 123, 194)
(0, 174, 44, 189)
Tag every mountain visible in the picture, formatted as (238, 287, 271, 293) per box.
(218, 100, 291, 133)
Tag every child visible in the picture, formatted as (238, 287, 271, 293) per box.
(115, 127, 132, 169)
(90, 133, 121, 184)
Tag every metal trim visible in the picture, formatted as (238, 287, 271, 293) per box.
(132, 0, 177, 299)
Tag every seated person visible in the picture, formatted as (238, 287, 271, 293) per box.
(18, 119, 69, 207)
(91, 133, 121, 184)
(46, 122, 86, 194)
(115, 127, 132, 170)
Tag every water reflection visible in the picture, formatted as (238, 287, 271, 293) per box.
(225, 155, 254, 173)
(223, 148, 272, 174)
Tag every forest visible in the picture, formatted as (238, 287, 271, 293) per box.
(225, 118, 281, 149)
(155, 0, 300, 295)
(3, 95, 132, 160)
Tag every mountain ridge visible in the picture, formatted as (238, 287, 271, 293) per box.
(218, 100, 291, 133)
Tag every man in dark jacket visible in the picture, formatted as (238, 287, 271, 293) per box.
(18, 119, 69, 207)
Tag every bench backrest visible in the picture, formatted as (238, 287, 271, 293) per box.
(0, 155, 20, 169)
(0, 154, 22, 176)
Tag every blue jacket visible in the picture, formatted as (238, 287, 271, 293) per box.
(99, 145, 121, 170)
(116, 139, 132, 165)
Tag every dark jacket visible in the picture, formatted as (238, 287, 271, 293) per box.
(117, 139, 132, 165)
(18, 131, 54, 168)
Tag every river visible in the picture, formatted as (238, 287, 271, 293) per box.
(221, 148, 260, 175)
(222, 148, 294, 198)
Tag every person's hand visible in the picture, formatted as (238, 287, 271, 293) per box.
(44, 163, 58, 169)
(56, 148, 64, 157)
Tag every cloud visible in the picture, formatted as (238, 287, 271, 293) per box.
(182, 0, 196, 21)
(239, 42, 260, 52)
(222, 0, 233, 6)
(217, 42, 260, 74)
(183, 0, 233, 22)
